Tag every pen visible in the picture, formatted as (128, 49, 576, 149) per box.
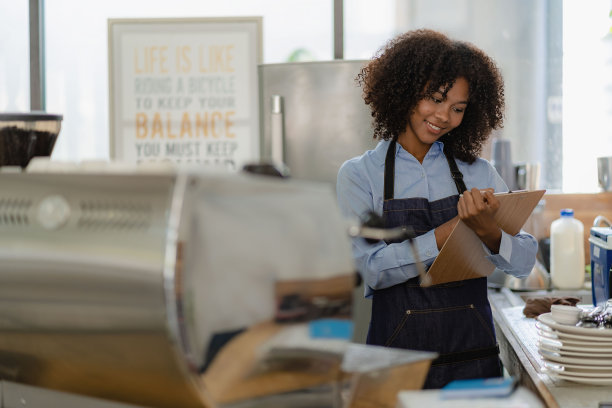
(459, 190, 495, 198)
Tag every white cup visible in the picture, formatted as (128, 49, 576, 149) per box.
(550, 304, 581, 325)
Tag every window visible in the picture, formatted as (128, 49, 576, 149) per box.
(562, 0, 612, 192)
(345, 0, 612, 193)
(0, 2, 30, 111)
(6, 0, 612, 192)
(42, 0, 332, 161)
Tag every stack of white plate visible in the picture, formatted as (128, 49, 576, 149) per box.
(536, 312, 612, 385)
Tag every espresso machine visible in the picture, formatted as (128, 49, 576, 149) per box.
(0, 165, 436, 408)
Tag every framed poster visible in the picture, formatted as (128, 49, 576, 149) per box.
(108, 17, 262, 171)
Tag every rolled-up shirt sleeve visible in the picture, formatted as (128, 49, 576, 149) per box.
(483, 229, 537, 278)
(337, 159, 438, 297)
(353, 230, 439, 297)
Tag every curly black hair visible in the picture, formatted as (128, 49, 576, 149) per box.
(357, 29, 504, 163)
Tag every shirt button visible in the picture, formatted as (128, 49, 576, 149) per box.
(426, 249, 433, 256)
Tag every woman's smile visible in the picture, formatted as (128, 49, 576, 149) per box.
(425, 120, 444, 134)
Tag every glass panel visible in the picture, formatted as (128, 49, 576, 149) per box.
(344, 0, 396, 59)
(44, 0, 332, 161)
(562, 0, 612, 192)
(0, 1, 30, 111)
(346, 0, 612, 193)
(346, 0, 558, 189)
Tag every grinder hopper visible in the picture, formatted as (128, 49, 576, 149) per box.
(0, 112, 63, 168)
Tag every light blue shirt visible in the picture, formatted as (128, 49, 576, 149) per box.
(336, 139, 536, 298)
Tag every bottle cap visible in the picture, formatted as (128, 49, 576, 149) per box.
(560, 208, 574, 217)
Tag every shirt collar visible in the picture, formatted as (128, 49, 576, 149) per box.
(429, 141, 444, 158)
(373, 139, 392, 164)
(374, 139, 445, 163)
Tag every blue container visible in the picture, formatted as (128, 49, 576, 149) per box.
(589, 227, 612, 306)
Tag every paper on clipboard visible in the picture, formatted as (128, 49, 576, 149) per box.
(425, 189, 546, 286)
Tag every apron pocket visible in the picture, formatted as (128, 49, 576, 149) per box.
(384, 304, 496, 350)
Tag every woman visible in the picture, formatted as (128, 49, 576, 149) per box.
(336, 29, 537, 388)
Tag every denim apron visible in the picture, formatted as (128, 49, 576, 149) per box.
(366, 139, 501, 389)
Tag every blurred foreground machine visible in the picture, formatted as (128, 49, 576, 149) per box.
(0, 168, 435, 408)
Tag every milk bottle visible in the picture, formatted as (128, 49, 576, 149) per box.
(550, 209, 585, 289)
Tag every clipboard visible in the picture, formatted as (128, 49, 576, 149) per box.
(425, 189, 546, 286)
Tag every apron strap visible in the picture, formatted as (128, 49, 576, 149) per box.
(384, 139, 397, 201)
(443, 144, 467, 194)
(431, 344, 500, 366)
(385, 140, 467, 200)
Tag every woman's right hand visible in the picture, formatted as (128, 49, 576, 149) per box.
(458, 188, 502, 253)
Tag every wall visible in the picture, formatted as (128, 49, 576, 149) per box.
(524, 192, 612, 264)
(396, 0, 557, 187)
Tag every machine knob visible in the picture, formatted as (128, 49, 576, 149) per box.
(37, 194, 71, 230)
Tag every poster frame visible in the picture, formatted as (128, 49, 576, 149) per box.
(107, 16, 263, 166)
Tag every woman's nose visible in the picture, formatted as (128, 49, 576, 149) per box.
(434, 106, 450, 123)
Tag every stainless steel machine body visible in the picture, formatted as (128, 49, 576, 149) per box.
(258, 60, 377, 185)
(0, 171, 206, 408)
(0, 169, 356, 408)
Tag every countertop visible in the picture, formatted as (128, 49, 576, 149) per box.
(489, 287, 612, 408)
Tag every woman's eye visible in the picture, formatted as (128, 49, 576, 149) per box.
(453, 107, 465, 113)
(430, 96, 442, 103)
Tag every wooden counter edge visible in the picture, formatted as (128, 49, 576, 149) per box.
(488, 292, 559, 408)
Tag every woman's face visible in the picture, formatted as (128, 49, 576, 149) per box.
(399, 77, 469, 159)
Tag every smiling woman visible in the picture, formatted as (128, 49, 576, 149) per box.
(337, 28, 537, 389)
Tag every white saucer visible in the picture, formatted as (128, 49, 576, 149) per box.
(539, 349, 612, 367)
(537, 327, 612, 343)
(537, 313, 612, 337)
(543, 360, 612, 373)
(539, 343, 612, 358)
(539, 338, 612, 353)
(537, 332, 612, 347)
(545, 365, 612, 377)
(550, 373, 612, 385)
(537, 313, 612, 342)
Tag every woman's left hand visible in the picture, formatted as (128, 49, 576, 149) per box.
(457, 187, 502, 253)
